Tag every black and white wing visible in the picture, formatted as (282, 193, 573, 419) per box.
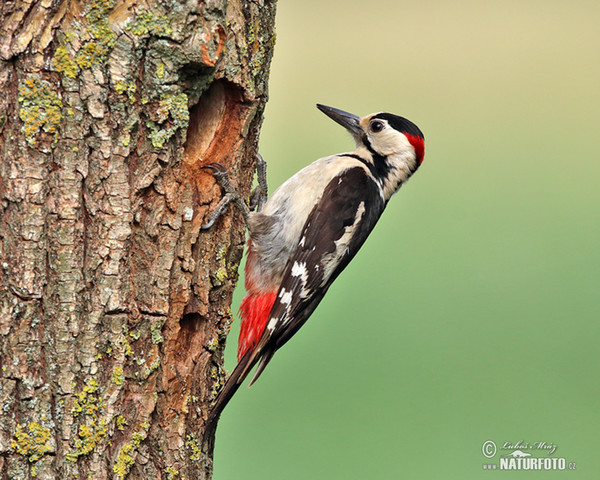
(250, 165, 386, 383)
(204, 164, 386, 441)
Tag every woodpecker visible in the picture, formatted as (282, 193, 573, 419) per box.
(203, 104, 424, 439)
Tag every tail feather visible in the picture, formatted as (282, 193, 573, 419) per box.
(248, 348, 275, 387)
(203, 291, 278, 450)
(203, 352, 256, 451)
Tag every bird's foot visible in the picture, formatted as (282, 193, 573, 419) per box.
(249, 153, 268, 212)
(201, 162, 250, 230)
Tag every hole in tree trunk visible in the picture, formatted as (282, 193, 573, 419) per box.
(180, 312, 203, 332)
(183, 80, 245, 169)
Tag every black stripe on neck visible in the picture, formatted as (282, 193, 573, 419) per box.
(342, 153, 377, 178)
(343, 152, 390, 183)
(343, 138, 392, 184)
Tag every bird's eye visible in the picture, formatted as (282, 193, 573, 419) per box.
(370, 121, 384, 133)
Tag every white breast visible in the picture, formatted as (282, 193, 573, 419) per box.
(247, 155, 368, 290)
(262, 155, 366, 248)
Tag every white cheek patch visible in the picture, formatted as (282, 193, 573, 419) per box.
(370, 128, 412, 157)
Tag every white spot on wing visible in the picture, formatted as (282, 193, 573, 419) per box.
(267, 317, 278, 331)
(291, 261, 308, 282)
(279, 288, 292, 305)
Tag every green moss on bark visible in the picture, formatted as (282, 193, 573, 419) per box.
(11, 422, 52, 463)
(127, 11, 173, 37)
(147, 93, 189, 148)
(53, 45, 78, 79)
(17, 75, 63, 145)
(66, 378, 108, 462)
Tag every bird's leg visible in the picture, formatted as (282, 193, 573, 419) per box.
(201, 163, 250, 230)
(249, 153, 268, 212)
(201, 154, 268, 230)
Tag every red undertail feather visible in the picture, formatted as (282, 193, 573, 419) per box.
(238, 292, 277, 360)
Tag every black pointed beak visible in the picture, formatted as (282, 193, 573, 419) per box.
(316, 104, 361, 137)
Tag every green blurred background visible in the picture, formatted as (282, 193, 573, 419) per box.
(214, 1, 600, 478)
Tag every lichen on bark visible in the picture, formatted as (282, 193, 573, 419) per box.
(0, 0, 277, 478)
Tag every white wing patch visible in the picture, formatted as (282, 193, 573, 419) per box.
(279, 288, 292, 306)
(321, 201, 366, 283)
(276, 261, 311, 325)
(267, 317, 279, 331)
(291, 261, 308, 282)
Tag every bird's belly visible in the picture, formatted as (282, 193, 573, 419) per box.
(247, 155, 367, 290)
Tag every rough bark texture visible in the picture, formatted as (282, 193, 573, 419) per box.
(0, 1, 276, 479)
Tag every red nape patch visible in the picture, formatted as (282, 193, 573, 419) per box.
(405, 133, 425, 166)
(238, 292, 277, 360)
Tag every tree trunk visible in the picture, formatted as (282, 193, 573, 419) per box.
(0, 1, 276, 479)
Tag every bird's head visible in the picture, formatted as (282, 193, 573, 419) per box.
(317, 104, 425, 199)
(317, 103, 425, 170)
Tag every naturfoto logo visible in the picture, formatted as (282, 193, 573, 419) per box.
(481, 440, 576, 471)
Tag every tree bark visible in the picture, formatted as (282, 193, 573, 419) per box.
(0, 1, 276, 479)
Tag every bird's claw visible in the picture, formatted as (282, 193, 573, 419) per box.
(201, 161, 250, 229)
(201, 162, 229, 181)
(250, 154, 268, 212)
(200, 162, 226, 172)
